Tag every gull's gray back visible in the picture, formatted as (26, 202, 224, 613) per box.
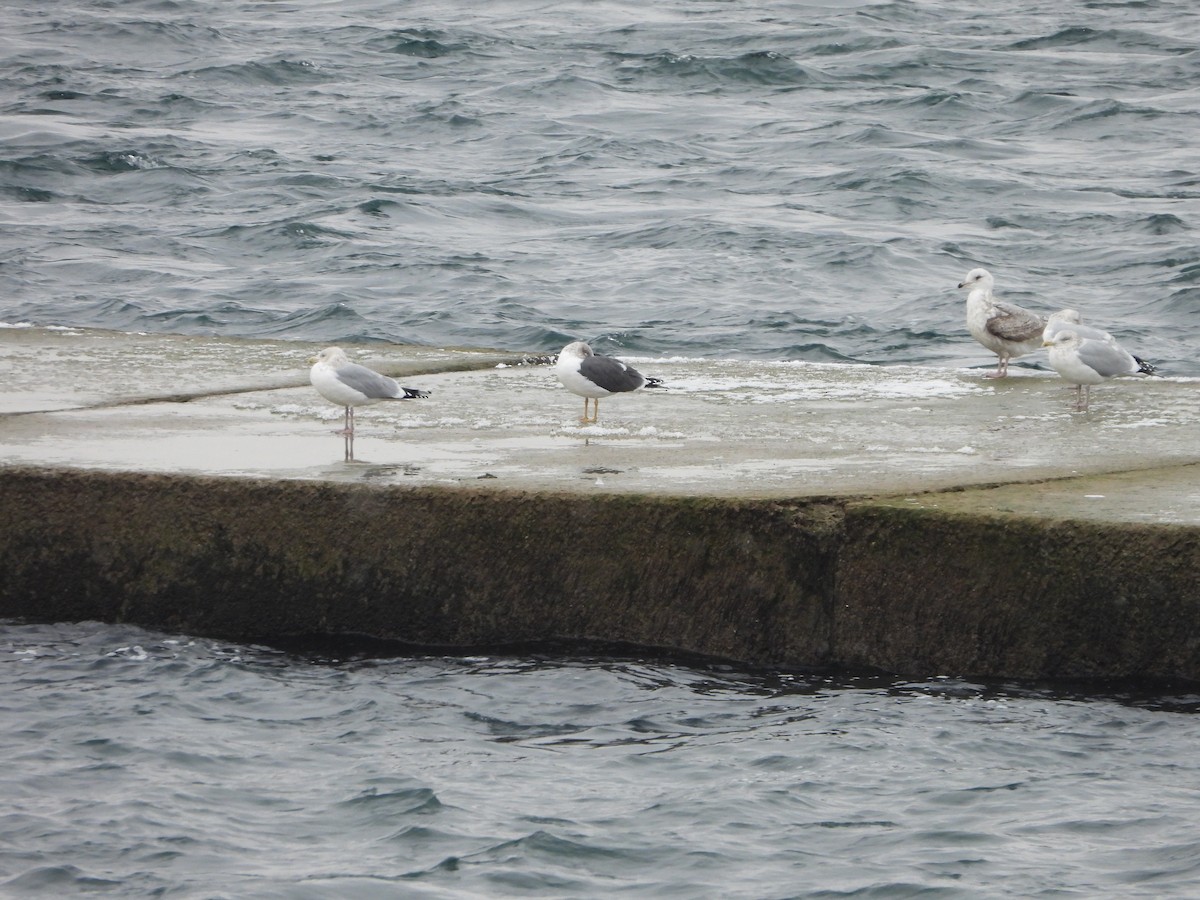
(336, 362, 400, 399)
(1076, 339, 1137, 377)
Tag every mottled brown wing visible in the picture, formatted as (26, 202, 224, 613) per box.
(986, 302, 1046, 343)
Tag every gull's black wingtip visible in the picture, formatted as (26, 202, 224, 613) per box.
(1134, 355, 1159, 376)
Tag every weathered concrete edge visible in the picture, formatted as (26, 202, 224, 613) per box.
(0, 352, 544, 417)
(1, 466, 1197, 682)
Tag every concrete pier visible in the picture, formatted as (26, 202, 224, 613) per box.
(2, 326, 1198, 680)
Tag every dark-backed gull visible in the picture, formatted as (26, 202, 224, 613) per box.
(553, 341, 663, 424)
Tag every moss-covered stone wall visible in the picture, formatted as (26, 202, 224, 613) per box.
(836, 502, 1200, 679)
(1, 468, 1197, 680)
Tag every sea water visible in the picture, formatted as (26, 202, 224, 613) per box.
(1, 0, 1197, 372)
(3, 621, 1200, 898)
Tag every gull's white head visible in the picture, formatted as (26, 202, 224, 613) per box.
(957, 267, 993, 291)
(1043, 330, 1081, 349)
(559, 341, 594, 360)
(1048, 309, 1081, 325)
(309, 346, 349, 366)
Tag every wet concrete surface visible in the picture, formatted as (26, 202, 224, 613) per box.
(2, 326, 1199, 516)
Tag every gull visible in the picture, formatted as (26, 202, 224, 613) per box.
(959, 267, 1046, 378)
(1044, 309, 1158, 375)
(308, 346, 429, 460)
(553, 341, 663, 424)
(1042, 330, 1154, 411)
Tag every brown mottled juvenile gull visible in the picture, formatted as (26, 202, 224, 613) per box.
(553, 341, 663, 424)
(959, 267, 1046, 378)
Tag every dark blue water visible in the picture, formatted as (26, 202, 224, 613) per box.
(2, 0, 1198, 371)
(4, 621, 1200, 898)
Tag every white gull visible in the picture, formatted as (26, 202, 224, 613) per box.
(308, 346, 429, 460)
(1042, 330, 1154, 411)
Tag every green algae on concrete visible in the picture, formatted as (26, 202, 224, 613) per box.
(0, 468, 841, 667)
(836, 499, 1200, 680)
(3, 466, 1199, 681)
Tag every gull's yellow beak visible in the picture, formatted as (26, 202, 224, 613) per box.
(307, 355, 318, 365)
(1041, 340, 1053, 347)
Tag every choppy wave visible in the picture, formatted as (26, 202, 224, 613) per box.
(4, 621, 1200, 898)
(1, 0, 1198, 374)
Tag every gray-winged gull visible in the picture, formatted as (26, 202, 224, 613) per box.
(1042, 330, 1154, 411)
(1044, 309, 1158, 375)
(308, 346, 429, 460)
(553, 341, 663, 424)
(959, 267, 1047, 378)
